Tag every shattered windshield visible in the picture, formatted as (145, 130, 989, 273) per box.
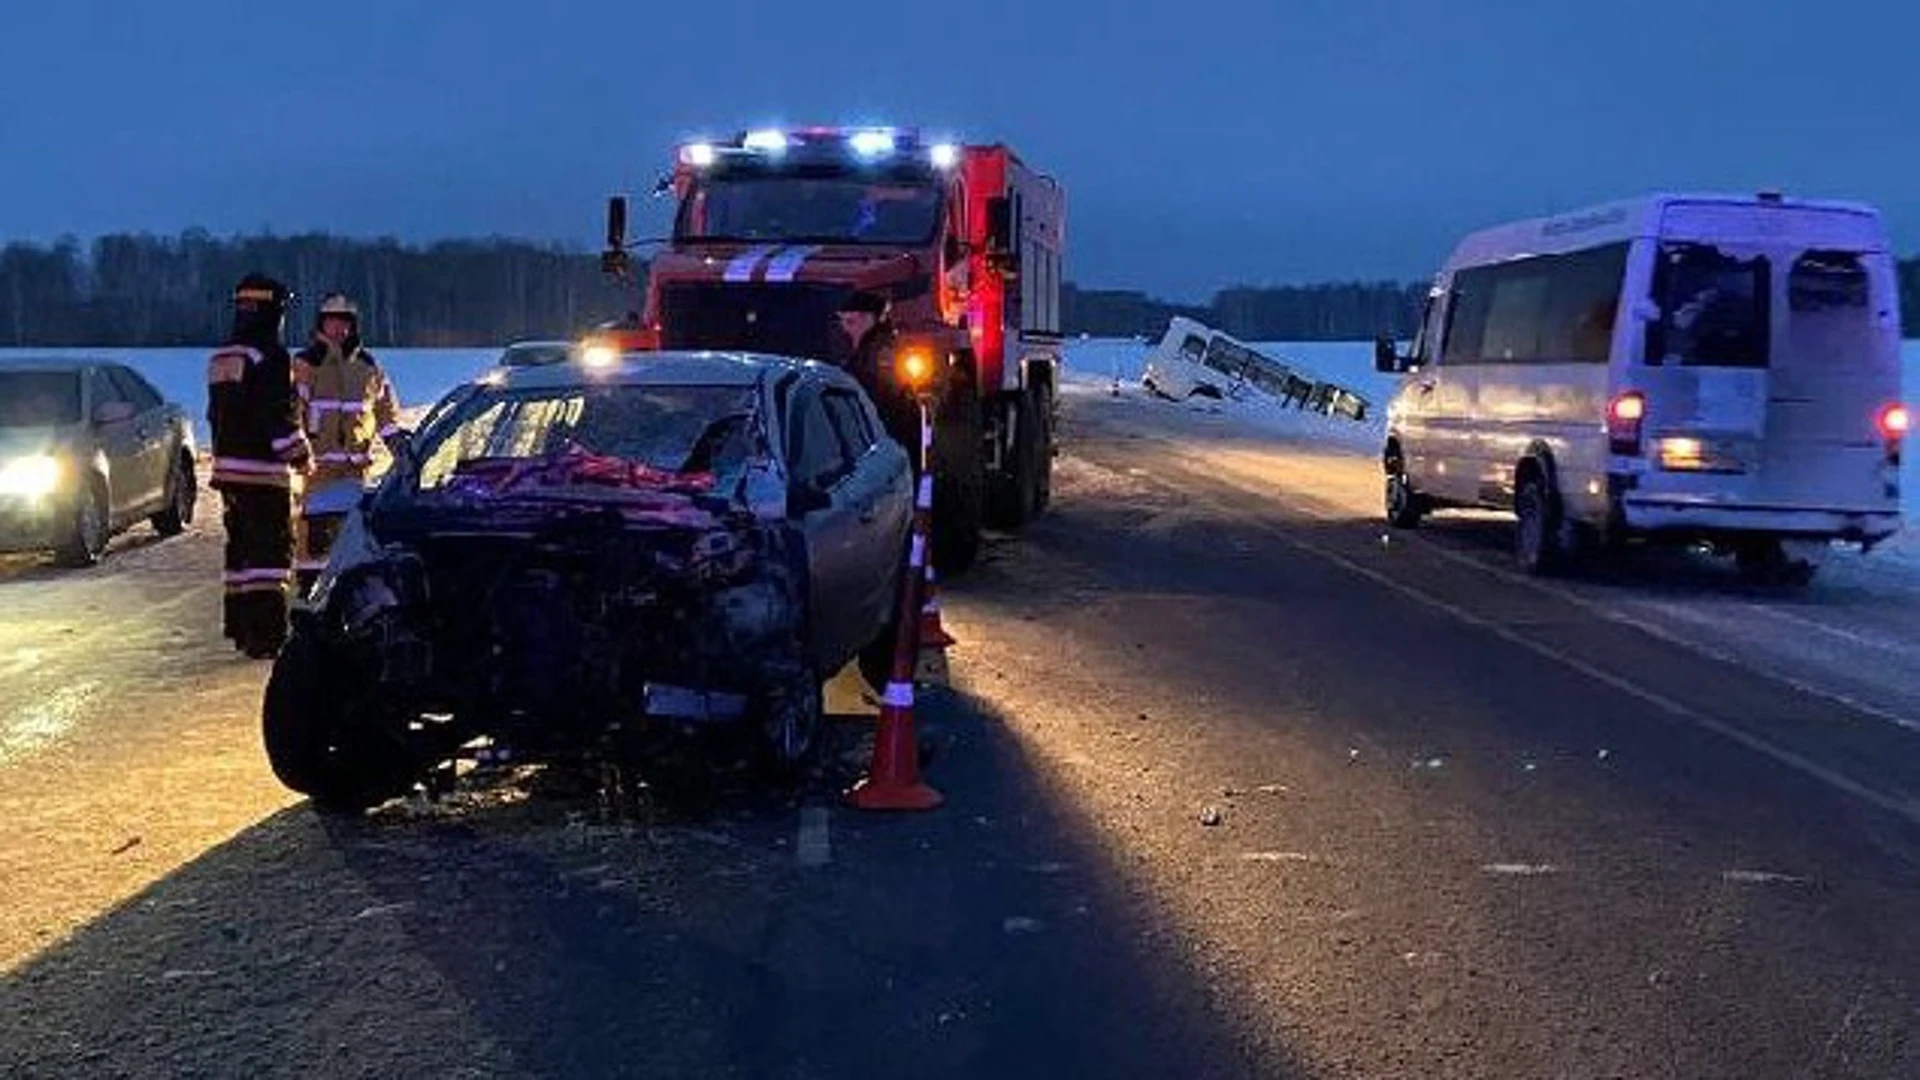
(679, 176, 942, 245)
(0, 372, 82, 427)
(1646, 243, 1770, 368)
(410, 383, 761, 497)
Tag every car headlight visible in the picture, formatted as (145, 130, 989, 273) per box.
(0, 455, 61, 497)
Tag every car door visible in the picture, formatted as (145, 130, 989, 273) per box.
(783, 381, 863, 668)
(84, 367, 148, 521)
(822, 383, 909, 646)
(105, 365, 171, 511)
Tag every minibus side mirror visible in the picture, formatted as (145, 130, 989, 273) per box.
(1373, 335, 1410, 374)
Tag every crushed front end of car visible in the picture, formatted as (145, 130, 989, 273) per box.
(265, 445, 821, 813)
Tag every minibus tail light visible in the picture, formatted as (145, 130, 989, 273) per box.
(1607, 391, 1646, 456)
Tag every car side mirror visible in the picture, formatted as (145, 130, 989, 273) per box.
(1373, 336, 1405, 374)
(787, 480, 831, 517)
(93, 400, 136, 425)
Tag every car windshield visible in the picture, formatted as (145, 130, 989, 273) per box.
(0, 371, 82, 427)
(409, 383, 761, 497)
(679, 175, 942, 245)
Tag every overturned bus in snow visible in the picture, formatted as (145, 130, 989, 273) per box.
(263, 350, 914, 813)
(1376, 192, 1907, 583)
(1143, 317, 1370, 421)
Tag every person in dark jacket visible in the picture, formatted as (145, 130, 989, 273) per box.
(206, 274, 310, 658)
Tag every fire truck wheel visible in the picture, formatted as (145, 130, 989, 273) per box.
(932, 396, 984, 576)
(987, 390, 1043, 529)
(1033, 382, 1054, 515)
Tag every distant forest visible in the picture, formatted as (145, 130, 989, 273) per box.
(2, 231, 1919, 347)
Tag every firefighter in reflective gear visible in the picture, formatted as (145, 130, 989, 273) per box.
(292, 293, 405, 592)
(206, 274, 309, 658)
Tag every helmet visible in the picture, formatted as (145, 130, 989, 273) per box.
(233, 273, 290, 313)
(318, 293, 359, 322)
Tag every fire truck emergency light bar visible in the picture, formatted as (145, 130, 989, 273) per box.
(678, 127, 960, 171)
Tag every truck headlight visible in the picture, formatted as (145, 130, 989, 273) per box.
(0, 455, 61, 497)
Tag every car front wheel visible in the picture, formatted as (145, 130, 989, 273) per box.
(55, 481, 109, 568)
(263, 633, 418, 814)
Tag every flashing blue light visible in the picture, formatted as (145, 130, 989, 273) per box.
(929, 143, 959, 169)
(680, 142, 717, 168)
(849, 130, 895, 158)
(743, 129, 790, 154)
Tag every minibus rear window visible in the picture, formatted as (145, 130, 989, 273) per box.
(1788, 251, 1869, 313)
(1646, 243, 1770, 368)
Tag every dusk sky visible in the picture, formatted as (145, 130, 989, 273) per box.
(2, 0, 1914, 300)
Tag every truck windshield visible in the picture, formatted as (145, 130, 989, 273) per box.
(679, 176, 942, 245)
(1646, 243, 1770, 368)
(0, 372, 82, 427)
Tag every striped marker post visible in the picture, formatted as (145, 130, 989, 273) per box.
(847, 400, 944, 811)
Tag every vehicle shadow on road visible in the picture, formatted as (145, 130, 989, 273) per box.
(0, 699, 1310, 1079)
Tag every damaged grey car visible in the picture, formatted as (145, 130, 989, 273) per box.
(262, 350, 914, 813)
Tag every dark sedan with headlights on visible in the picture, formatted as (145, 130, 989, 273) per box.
(0, 358, 198, 566)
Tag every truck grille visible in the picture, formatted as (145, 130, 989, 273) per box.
(657, 282, 852, 363)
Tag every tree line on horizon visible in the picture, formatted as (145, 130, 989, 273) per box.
(2, 230, 1919, 348)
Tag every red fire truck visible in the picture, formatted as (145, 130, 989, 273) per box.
(600, 126, 1066, 574)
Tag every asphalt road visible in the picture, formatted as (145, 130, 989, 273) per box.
(3, 390, 1919, 1079)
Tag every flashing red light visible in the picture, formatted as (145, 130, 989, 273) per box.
(1876, 403, 1910, 441)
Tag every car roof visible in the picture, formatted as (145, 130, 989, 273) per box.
(0, 357, 103, 375)
(489, 349, 845, 393)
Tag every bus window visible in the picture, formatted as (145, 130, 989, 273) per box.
(1647, 243, 1770, 368)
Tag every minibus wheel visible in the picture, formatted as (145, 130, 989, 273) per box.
(1514, 473, 1564, 576)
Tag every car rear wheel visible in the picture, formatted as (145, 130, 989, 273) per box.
(54, 482, 109, 568)
(151, 453, 196, 537)
(263, 633, 418, 814)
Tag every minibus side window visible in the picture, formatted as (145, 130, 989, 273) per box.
(1541, 243, 1629, 363)
(1442, 267, 1497, 365)
(1481, 264, 1550, 363)
(1646, 243, 1771, 368)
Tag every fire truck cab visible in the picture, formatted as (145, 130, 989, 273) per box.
(602, 126, 1066, 574)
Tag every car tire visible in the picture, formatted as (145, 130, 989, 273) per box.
(1514, 472, 1563, 577)
(932, 391, 985, 577)
(151, 453, 196, 537)
(263, 632, 416, 814)
(54, 481, 109, 568)
(756, 663, 825, 782)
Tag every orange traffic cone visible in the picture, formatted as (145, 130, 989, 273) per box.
(849, 435, 944, 811)
(847, 677, 942, 811)
(919, 564, 956, 649)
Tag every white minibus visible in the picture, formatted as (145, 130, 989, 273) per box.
(1377, 193, 1906, 583)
